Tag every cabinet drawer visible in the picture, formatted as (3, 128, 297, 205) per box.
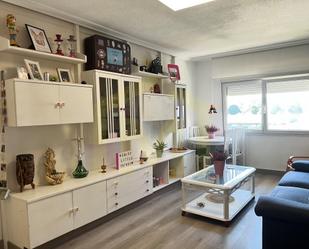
(28, 192, 74, 248)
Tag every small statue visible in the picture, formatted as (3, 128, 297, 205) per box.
(100, 157, 107, 173)
(16, 154, 35, 192)
(44, 148, 65, 185)
(6, 14, 19, 47)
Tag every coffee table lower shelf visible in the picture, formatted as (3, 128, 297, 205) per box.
(181, 189, 254, 222)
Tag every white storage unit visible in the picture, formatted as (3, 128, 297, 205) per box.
(4, 150, 195, 249)
(82, 70, 142, 144)
(143, 93, 175, 121)
(5, 79, 93, 127)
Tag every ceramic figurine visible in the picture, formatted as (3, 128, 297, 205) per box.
(16, 154, 35, 192)
(44, 148, 65, 185)
(72, 137, 88, 178)
(54, 34, 64, 55)
(67, 35, 77, 57)
(6, 14, 19, 47)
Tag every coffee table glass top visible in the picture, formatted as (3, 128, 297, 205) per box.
(182, 164, 255, 188)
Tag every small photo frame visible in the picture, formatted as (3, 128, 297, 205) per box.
(168, 64, 180, 81)
(25, 24, 52, 53)
(17, 66, 29, 80)
(57, 68, 73, 83)
(24, 59, 43, 80)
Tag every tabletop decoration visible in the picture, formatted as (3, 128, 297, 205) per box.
(72, 136, 88, 178)
(44, 148, 65, 185)
(205, 125, 219, 139)
(153, 139, 167, 158)
(209, 151, 229, 176)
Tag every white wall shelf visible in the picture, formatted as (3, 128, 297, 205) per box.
(132, 66, 169, 79)
(0, 36, 87, 64)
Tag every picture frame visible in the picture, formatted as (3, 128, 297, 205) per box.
(17, 66, 29, 80)
(24, 59, 43, 80)
(167, 64, 181, 81)
(25, 24, 52, 53)
(57, 68, 73, 83)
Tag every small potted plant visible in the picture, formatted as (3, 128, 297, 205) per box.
(209, 151, 229, 176)
(205, 125, 219, 139)
(153, 139, 167, 158)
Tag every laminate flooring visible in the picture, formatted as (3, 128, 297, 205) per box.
(54, 172, 281, 249)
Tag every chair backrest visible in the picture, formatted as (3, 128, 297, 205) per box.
(224, 128, 246, 164)
(189, 126, 200, 138)
(176, 129, 187, 148)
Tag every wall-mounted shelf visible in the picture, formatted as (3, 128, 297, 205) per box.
(132, 65, 169, 79)
(0, 36, 87, 64)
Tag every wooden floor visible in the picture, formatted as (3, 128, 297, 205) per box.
(53, 172, 280, 249)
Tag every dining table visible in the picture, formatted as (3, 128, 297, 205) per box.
(188, 136, 225, 146)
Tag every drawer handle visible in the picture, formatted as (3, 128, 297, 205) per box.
(55, 102, 61, 108)
(146, 180, 149, 183)
(115, 192, 118, 196)
(146, 189, 149, 192)
(115, 202, 118, 206)
(113, 182, 119, 185)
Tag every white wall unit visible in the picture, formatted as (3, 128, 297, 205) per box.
(143, 93, 175, 121)
(82, 70, 142, 144)
(5, 79, 93, 127)
(4, 150, 195, 249)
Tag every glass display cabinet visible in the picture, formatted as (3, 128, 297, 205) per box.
(82, 70, 142, 144)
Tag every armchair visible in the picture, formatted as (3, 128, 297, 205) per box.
(287, 156, 309, 172)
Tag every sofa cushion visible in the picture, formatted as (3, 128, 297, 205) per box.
(270, 186, 309, 204)
(278, 171, 309, 189)
(292, 160, 309, 172)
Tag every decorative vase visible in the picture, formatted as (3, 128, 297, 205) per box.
(214, 160, 225, 176)
(208, 132, 215, 139)
(156, 150, 163, 158)
(72, 160, 89, 178)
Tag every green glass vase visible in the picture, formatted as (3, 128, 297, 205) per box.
(72, 160, 89, 178)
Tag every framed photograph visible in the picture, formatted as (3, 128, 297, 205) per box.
(57, 68, 73, 83)
(17, 66, 29, 80)
(168, 64, 181, 81)
(25, 24, 52, 53)
(24, 59, 43, 80)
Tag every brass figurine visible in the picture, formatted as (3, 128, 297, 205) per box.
(100, 157, 107, 173)
(44, 148, 65, 185)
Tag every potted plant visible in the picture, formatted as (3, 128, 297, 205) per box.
(209, 151, 229, 176)
(205, 125, 219, 139)
(153, 139, 167, 158)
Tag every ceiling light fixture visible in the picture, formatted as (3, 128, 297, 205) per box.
(158, 0, 215, 11)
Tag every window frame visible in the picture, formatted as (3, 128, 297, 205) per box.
(222, 75, 309, 135)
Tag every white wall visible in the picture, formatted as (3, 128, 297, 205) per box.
(195, 45, 309, 171)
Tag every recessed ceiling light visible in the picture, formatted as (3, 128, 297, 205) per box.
(158, 0, 215, 11)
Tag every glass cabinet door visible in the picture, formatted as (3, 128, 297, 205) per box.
(176, 87, 187, 129)
(123, 80, 141, 137)
(99, 76, 121, 140)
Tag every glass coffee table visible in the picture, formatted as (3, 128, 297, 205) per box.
(181, 164, 256, 226)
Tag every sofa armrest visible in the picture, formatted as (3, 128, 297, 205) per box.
(255, 196, 309, 224)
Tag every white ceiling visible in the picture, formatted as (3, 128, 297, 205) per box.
(7, 0, 309, 59)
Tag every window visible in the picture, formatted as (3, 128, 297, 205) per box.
(223, 76, 309, 133)
(224, 80, 263, 130)
(266, 78, 309, 131)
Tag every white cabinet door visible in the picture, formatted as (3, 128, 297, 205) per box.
(14, 82, 60, 126)
(143, 94, 174, 121)
(59, 85, 93, 124)
(183, 152, 196, 176)
(28, 192, 74, 248)
(73, 181, 107, 229)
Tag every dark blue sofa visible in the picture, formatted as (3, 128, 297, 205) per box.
(255, 157, 309, 249)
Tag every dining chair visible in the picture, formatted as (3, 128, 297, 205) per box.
(224, 128, 246, 165)
(189, 126, 200, 138)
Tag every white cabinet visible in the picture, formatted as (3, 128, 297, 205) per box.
(82, 70, 142, 144)
(183, 152, 196, 176)
(5, 181, 107, 249)
(72, 181, 107, 228)
(143, 93, 174, 121)
(5, 79, 93, 127)
(107, 167, 152, 213)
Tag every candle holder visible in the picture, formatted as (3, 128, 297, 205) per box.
(54, 34, 64, 56)
(67, 35, 77, 58)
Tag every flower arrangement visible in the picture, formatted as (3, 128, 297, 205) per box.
(205, 125, 219, 133)
(209, 151, 229, 161)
